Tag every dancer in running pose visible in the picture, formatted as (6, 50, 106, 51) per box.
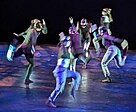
(98, 26, 128, 83)
(7, 19, 47, 85)
(46, 32, 81, 107)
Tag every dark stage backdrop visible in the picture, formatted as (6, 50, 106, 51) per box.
(0, 0, 136, 49)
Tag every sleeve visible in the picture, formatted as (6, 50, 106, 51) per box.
(76, 21, 79, 31)
(18, 26, 32, 37)
(108, 13, 113, 22)
(103, 35, 123, 43)
(42, 24, 48, 34)
(71, 23, 78, 33)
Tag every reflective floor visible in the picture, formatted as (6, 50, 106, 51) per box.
(0, 44, 136, 112)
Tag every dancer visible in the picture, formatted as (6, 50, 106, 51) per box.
(7, 19, 48, 85)
(76, 18, 101, 57)
(100, 8, 113, 35)
(46, 32, 81, 108)
(98, 26, 128, 83)
(76, 18, 92, 58)
(69, 17, 91, 70)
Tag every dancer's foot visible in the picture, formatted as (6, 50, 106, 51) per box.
(24, 79, 34, 85)
(46, 99, 56, 108)
(102, 76, 112, 83)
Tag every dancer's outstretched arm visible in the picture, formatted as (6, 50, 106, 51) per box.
(41, 19, 48, 34)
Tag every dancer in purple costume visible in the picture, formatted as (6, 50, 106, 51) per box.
(98, 26, 128, 83)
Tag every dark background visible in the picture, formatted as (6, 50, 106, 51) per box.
(0, 0, 136, 49)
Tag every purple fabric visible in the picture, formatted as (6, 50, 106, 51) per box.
(69, 33, 83, 55)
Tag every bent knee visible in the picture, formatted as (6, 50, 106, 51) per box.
(101, 61, 107, 67)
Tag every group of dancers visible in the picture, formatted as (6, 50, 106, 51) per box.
(6, 8, 128, 107)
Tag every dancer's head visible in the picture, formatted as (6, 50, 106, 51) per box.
(33, 19, 43, 32)
(59, 32, 71, 47)
(80, 18, 88, 28)
(98, 26, 108, 36)
(102, 8, 112, 16)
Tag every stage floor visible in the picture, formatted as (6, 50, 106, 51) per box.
(0, 44, 136, 112)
